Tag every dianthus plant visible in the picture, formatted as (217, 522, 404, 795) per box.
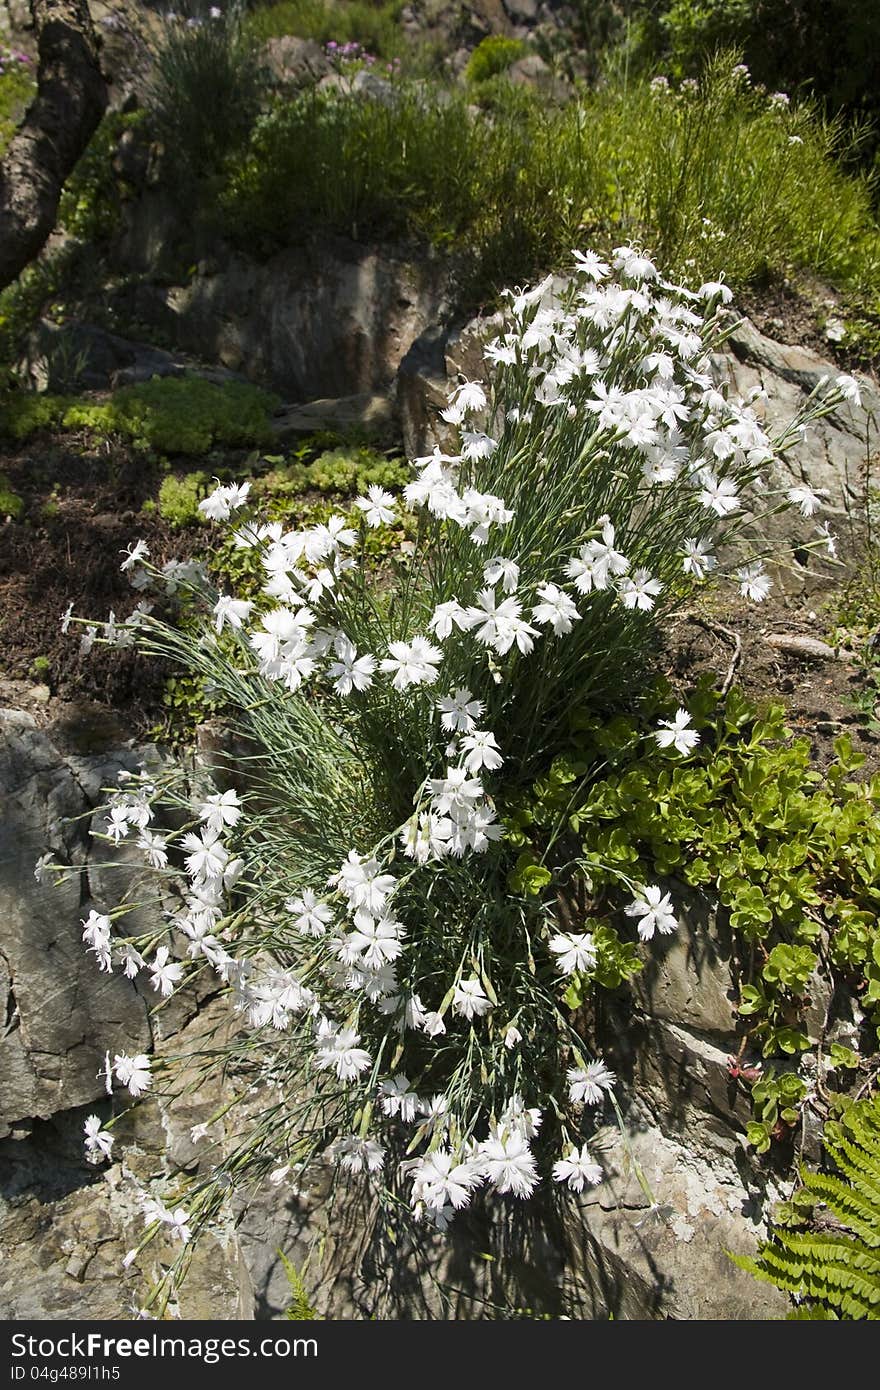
(59, 247, 858, 1296)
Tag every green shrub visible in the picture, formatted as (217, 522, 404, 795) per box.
(217, 55, 880, 302)
(58, 111, 145, 242)
(0, 472, 24, 519)
(1, 377, 278, 452)
(158, 471, 210, 527)
(147, 1, 267, 181)
(465, 36, 527, 85)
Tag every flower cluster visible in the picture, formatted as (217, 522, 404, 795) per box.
(60, 247, 856, 1276)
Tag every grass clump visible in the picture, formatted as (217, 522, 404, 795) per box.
(0, 48, 36, 154)
(147, 1, 267, 181)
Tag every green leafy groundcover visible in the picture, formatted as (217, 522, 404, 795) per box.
(0, 376, 279, 454)
(508, 679, 880, 1149)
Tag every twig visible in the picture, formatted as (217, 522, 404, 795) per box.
(688, 613, 743, 697)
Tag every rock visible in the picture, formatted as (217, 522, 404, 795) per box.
(271, 392, 397, 444)
(263, 35, 330, 87)
(716, 317, 879, 541)
(25, 320, 243, 393)
(0, 715, 153, 1136)
(630, 887, 738, 1038)
(150, 241, 455, 401)
(564, 1102, 790, 1320)
(504, 0, 539, 20)
(508, 52, 571, 99)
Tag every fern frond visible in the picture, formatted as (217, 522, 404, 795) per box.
(733, 1091, 880, 1319)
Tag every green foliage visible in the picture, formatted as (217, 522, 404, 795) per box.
(0, 50, 36, 154)
(278, 1250, 320, 1320)
(643, 0, 880, 136)
(0, 392, 67, 441)
(217, 54, 880, 304)
(158, 471, 210, 527)
(247, 0, 404, 59)
(513, 680, 880, 1141)
(0, 472, 24, 519)
(465, 36, 527, 85)
(147, 1, 267, 181)
(733, 1091, 880, 1318)
(58, 112, 145, 242)
(1, 377, 278, 454)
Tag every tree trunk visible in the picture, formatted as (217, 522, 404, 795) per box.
(0, 0, 107, 292)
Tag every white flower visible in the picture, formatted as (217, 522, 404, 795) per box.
(165, 1209, 192, 1244)
(681, 538, 717, 580)
(328, 637, 376, 695)
(181, 827, 229, 882)
(437, 687, 485, 734)
(114, 1052, 152, 1097)
(567, 1059, 616, 1105)
(149, 945, 183, 998)
(504, 1024, 522, 1049)
(483, 556, 520, 592)
(330, 1135, 385, 1173)
(379, 1075, 421, 1122)
(736, 563, 772, 602)
(549, 931, 597, 975)
(552, 1144, 602, 1192)
(212, 595, 253, 633)
(137, 829, 168, 869)
(459, 729, 503, 774)
(653, 708, 699, 756)
(786, 484, 826, 517)
(422, 1010, 447, 1037)
(355, 485, 396, 528)
(410, 1149, 482, 1210)
(452, 977, 492, 1020)
(315, 1025, 372, 1081)
(618, 569, 662, 611)
(428, 600, 470, 641)
(835, 374, 861, 406)
(380, 636, 442, 690)
(286, 888, 333, 937)
(531, 583, 580, 635)
(625, 884, 678, 941)
(105, 806, 131, 844)
(120, 539, 150, 572)
(480, 1129, 538, 1197)
(199, 788, 242, 834)
(698, 473, 740, 516)
(83, 1115, 114, 1164)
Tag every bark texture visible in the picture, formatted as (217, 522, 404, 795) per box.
(0, 0, 106, 291)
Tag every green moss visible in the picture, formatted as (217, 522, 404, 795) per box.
(0, 472, 23, 519)
(158, 471, 209, 527)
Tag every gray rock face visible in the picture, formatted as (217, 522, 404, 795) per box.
(138, 242, 455, 402)
(0, 710, 152, 1138)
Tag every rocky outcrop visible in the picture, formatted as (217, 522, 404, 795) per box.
(0, 707, 153, 1138)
